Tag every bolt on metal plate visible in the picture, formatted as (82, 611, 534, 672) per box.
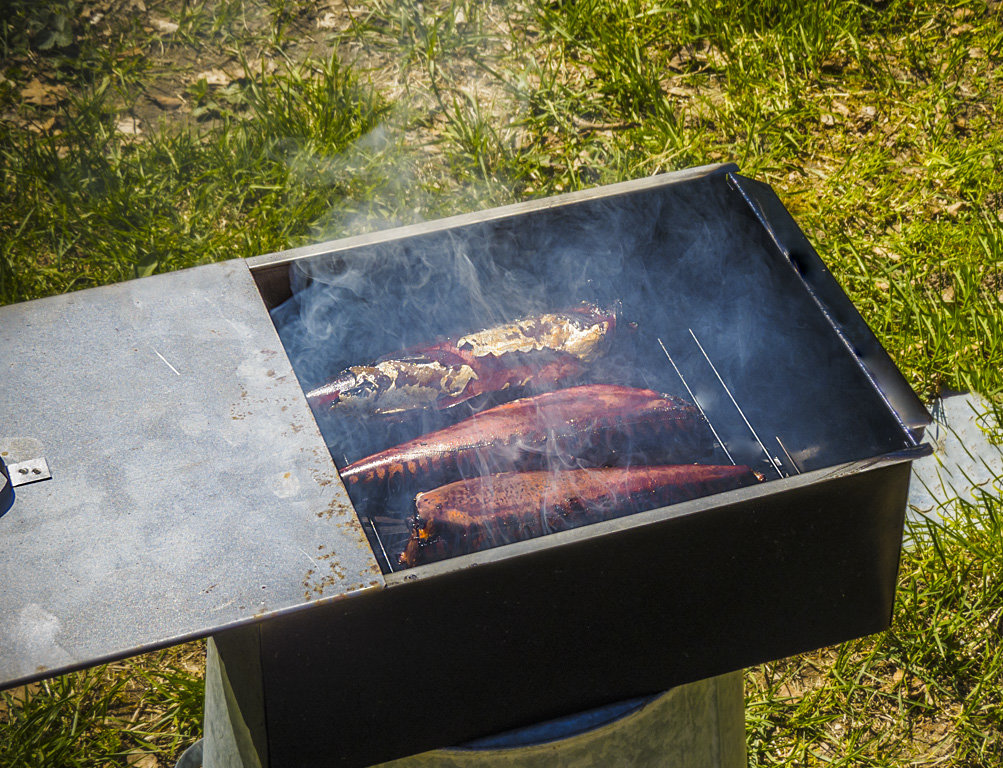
(6, 457, 51, 487)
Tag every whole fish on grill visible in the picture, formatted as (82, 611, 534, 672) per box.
(339, 385, 713, 493)
(306, 303, 618, 418)
(400, 464, 762, 567)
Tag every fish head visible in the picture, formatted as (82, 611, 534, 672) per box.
(306, 367, 384, 411)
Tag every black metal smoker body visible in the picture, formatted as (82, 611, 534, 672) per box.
(0, 165, 929, 767)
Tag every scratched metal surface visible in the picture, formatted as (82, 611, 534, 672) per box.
(0, 260, 383, 689)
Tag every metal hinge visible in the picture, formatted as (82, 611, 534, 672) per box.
(2, 454, 51, 512)
(6, 457, 52, 487)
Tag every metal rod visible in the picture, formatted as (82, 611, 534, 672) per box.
(370, 518, 394, 573)
(775, 436, 801, 475)
(688, 330, 784, 478)
(657, 337, 736, 466)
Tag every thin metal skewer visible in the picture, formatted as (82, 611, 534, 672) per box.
(370, 519, 394, 572)
(658, 337, 736, 466)
(688, 330, 784, 478)
(775, 436, 801, 475)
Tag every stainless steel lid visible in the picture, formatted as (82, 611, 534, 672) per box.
(0, 260, 382, 689)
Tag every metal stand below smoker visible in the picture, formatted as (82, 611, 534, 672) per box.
(202, 637, 747, 768)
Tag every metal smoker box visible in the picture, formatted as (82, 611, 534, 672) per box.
(0, 165, 929, 767)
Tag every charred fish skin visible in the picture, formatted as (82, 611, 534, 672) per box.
(305, 302, 618, 417)
(339, 384, 714, 491)
(453, 302, 617, 363)
(306, 357, 477, 415)
(400, 465, 761, 567)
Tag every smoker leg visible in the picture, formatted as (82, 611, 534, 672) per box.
(204, 630, 268, 768)
(371, 672, 747, 768)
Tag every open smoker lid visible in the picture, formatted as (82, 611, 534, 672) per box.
(0, 164, 929, 691)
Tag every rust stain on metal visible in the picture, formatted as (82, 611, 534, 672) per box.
(334, 517, 365, 538)
(301, 549, 350, 599)
(315, 495, 356, 520)
(310, 468, 336, 488)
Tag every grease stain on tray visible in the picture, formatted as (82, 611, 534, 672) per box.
(273, 470, 300, 499)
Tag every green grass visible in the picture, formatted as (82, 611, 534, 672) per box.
(1, 0, 1002, 765)
(0, 645, 204, 768)
(747, 494, 1003, 766)
(0, 53, 390, 303)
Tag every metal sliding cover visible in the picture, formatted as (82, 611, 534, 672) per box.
(0, 260, 382, 690)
